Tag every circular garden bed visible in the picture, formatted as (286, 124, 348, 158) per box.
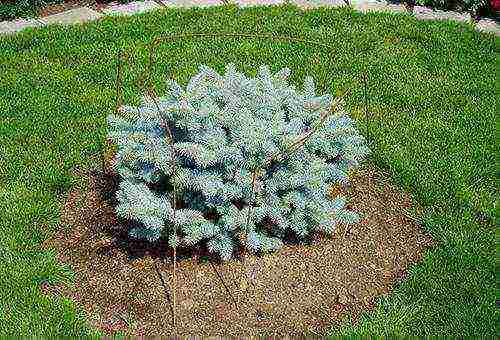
(42, 164, 432, 336)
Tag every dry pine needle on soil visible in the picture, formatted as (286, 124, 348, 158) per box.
(42, 164, 433, 336)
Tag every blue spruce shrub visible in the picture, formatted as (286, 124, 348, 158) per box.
(107, 64, 369, 260)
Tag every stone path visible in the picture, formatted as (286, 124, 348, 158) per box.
(162, 0, 227, 7)
(102, 1, 160, 16)
(293, 0, 347, 10)
(0, 18, 42, 34)
(413, 5, 471, 22)
(354, 0, 407, 14)
(233, 0, 286, 7)
(39, 7, 102, 25)
(0, 0, 498, 35)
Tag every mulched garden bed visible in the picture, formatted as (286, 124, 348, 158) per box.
(42, 164, 433, 336)
(39, 1, 126, 17)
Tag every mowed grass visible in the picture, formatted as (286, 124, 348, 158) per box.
(0, 4, 496, 336)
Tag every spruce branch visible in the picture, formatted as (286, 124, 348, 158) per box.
(242, 90, 350, 219)
(238, 168, 258, 247)
(238, 90, 350, 259)
(265, 89, 350, 167)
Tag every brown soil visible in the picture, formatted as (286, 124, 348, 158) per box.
(38, 1, 119, 17)
(39, 1, 90, 17)
(42, 165, 433, 336)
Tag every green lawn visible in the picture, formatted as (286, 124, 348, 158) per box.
(0, 4, 496, 336)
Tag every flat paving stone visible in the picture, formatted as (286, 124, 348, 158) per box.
(161, 0, 225, 7)
(413, 6, 471, 22)
(292, 0, 348, 10)
(231, 0, 285, 6)
(475, 18, 500, 35)
(354, 0, 407, 13)
(102, 0, 160, 15)
(0, 18, 42, 35)
(40, 7, 102, 25)
(412, 4, 433, 15)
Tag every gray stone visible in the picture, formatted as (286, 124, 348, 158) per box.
(414, 6, 471, 22)
(354, 0, 407, 13)
(232, 0, 285, 6)
(161, 0, 225, 7)
(412, 5, 433, 16)
(0, 18, 42, 35)
(476, 18, 500, 35)
(443, 11, 471, 22)
(292, 0, 348, 10)
(353, 0, 386, 7)
(40, 7, 102, 25)
(102, 1, 160, 15)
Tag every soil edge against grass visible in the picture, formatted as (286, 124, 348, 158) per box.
(42, 164, 433, 336)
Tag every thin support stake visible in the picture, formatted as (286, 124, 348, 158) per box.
(172, 230, 177, 332)
(115, 50, 124, 114)
(244, 169, 258, 232)
(362, 72, 369, 139)
(154, 260, 174, 317)
(209, 261, 239, 309)
(236, 168, 259, 300)
(143, 84, 179, 333)
(116, 55, 178, 329)
(265, 89, 350, 167)
(109, 50, 125, 173)
(124, 31, 359, 328)
(236, 91, 350, 301)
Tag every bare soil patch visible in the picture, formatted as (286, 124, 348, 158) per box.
(39, 1, 90, 17)
(42, 164, 432, 336)
(38, 1, 121, 17)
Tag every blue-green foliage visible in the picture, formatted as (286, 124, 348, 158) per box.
(107, 64, 369, 260)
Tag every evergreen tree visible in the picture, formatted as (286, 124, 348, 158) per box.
(107, 64, 369, 260)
